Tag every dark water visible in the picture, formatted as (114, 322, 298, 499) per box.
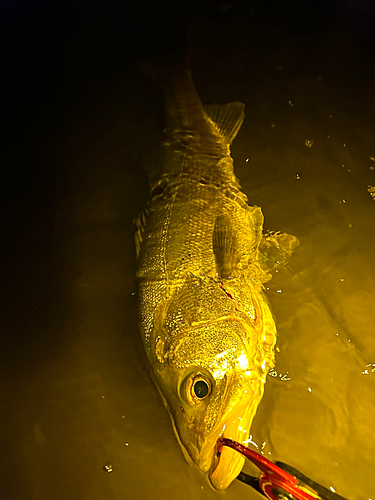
(2, 2, 375, 499)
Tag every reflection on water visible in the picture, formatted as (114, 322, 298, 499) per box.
(2, 14, 375, 500)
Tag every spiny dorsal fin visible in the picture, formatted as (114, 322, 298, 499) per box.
(204, 102, 245, 144)
(212, 214, 241, 278)
(134, 208, 148, 259)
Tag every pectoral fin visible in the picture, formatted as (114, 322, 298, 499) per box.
(212, 214, 240, 278)
(258, 231, 300, 272)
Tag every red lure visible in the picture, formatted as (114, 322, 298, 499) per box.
(217, 437, 343, 500)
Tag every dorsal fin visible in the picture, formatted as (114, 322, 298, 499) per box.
(134, 208, 148, 259)
(204, 102, 245, 144)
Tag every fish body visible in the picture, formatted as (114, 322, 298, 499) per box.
(136, 64, 298, 489)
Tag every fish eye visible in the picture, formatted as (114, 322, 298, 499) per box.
(184, 374, 212, 404)
(194, 380, 209, 399)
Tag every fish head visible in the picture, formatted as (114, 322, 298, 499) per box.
(154, 314, 274, 490)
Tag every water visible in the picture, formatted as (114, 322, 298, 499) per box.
(2, 10, 375, 500)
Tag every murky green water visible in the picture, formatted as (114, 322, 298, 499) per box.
(2, 15, 375, 500)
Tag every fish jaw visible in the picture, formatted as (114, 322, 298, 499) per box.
(211, 444, 245, 490)
(209, 397, 256, 489)
(209, 385, 261, 490)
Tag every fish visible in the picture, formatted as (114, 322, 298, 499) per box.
(135, 60, 299, 490)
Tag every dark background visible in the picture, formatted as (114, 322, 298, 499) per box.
(3, 0, 375, 334)
(3, 0, 375, 200)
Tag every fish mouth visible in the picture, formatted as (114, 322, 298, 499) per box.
(198, 394, 256, 490)
(209, 412, 248, 490)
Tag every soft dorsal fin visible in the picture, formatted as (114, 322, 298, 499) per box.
(204, 102, 245, 144)
(212, 214, 241, 278)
